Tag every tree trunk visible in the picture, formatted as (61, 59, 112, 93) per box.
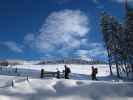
(124, 60, 129, 79)
(116, 61, 120, 78)
(109, 57, 113, 75)
(115, 54, 120, 78)
(131, 64, 133, 80)
(107, 49, 113, 75)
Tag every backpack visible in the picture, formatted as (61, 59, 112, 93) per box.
(95, 68, 98, 74)
(67, 67, 71, 73)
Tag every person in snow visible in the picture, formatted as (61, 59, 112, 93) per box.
(91, 66, 98, 80)
(56, 68, 60, 79)
(91, 66, 95, 80)
(40, 69, 44, 78)
(94, 67, 98, 80)
(15, 67, 18, 73)
(64, 65, 71, 79)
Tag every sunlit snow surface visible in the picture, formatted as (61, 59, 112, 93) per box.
(0, 63, 133, 100)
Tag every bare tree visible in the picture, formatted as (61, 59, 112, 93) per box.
(100, 3, 133, 79)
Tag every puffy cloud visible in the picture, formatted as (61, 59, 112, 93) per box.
(25, 9, 90, 56)
(115, 0, 133, 7)
(87, 43, 107, 59)
(75, 50, 93, 61)
(2, 41, 23, 53)
(93, 0, 99, 4)
(91, 0, 104, 10)
(76, 43, 107, 61)
(113, 0, 133, 3)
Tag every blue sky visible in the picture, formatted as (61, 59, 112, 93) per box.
(0, 0, 131, 61)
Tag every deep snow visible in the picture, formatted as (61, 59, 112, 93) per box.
(0, 63, 132, 100)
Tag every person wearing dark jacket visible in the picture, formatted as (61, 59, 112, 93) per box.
(56, 68, 60, 79)
(91, 66, 95, 80)
(91, 66, 98, 80)
(64, 65, 71, 79)
(40, 69, 44, 78)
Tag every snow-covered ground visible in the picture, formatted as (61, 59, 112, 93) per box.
(0, 63, 133, 100)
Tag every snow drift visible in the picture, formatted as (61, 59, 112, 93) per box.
(0, 79, 133, 100)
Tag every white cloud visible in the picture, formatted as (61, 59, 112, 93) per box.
(3, 41, 23, 53)
(88, 43, 107, 58)
(80, 38, 88, 46)
(113, 0, 133, 3)
(76, 50, 89, 56)
(25, 9, 90, 55)
(75, 50, 92, 61)
(93, 0, 99, 4)
(24, 33, 35, 48)
(24, 33, 34, 43)
(89, 43, 103, 48)
(88, 48, 107, 57)
(75, 43, 107, 61)
(115, 0, 133, 7)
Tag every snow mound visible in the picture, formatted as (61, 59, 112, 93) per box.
(0, 79, 133, 100)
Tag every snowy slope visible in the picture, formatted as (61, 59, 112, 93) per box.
(1, 64, 116, 80)
(0, 64, 132, 100)
(0, 79, 133, 100)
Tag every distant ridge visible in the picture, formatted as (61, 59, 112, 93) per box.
(37, 58, 105, 65)
(0, 58, 105, 66)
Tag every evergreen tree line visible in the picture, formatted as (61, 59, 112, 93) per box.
(101, 8, 133, 80)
